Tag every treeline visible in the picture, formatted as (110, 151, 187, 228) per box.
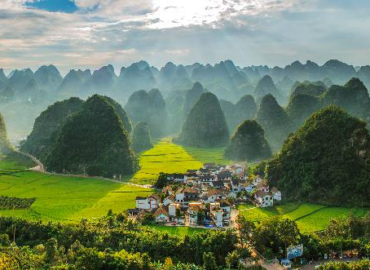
(238, 212, 370, 263)
(0, 213, 239, 269)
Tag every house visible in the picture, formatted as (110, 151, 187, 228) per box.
(163, 195, 175, 206)
(127, 208, 140, 216)
(203, 163, 215, 169)
(256, 180, 269, 193)
(218, 200, 231, 219)
(162, 186, 174, 196)
(136, 195, 159, 210)
(216, 171, 232, 181)
(271, 187, 282, 201)
(204, 189, 226, 203)
(187, 202, 204, 226)
(173, 173, 186, 182)
(168, 203, 181, 217)
(228, 164, 244, 175)
(211, 180, 224, 189)
(245, 184, 255, 193)
(199, 174, 215, 184)
(209, 203, 223, 227)
(154, 207, 170, 223)
(254, 190, 273, 207)
(176, 187, 199, 205)
(231, 179, 245, 192)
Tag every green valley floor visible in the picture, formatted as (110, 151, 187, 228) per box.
(0, 138, 368, 235)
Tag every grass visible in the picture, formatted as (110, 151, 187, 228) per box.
(182, 145, 229, 164)
(131, 137, 231, 185)
(238, 203, 369, 233)
(0, 156, 153, 222)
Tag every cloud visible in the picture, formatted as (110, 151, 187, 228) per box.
(0, 0, 370, 74)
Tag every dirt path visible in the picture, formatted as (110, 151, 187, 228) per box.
(18, 151, 152, 189)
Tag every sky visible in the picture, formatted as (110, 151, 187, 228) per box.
(0, 0, 370, 74)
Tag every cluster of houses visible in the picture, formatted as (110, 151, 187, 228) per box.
(129, 163, 282, 227)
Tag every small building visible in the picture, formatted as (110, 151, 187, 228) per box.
(187, 202, 204, 226)
(217, 171, 232, 181)
(203, 163, 216, 169)
(271, 187, 282, 201)
(211, 180, 224, 189)
(204, 189, 226, 203)
(254, 190, 273, 208)
(219, 200, 231, 219)
(154, 207, 170, 223)
(168, 203, 181, 217)
(163, 195, 175, 206)
(162, 186, 174, 196)
(136, 195, 159, 210)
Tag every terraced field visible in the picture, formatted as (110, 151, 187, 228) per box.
(238, 203, 368, 233)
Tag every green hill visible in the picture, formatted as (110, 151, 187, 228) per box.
(177, 92, 229, 147)
(224, 120, 271, 162)
(21, 97, 84, 160)
(0, 111, 11, 155)
(256, 94, 293, 151)
(267, 106, 370, 206)
(44, 95, 137, 178)
(132, 122, 153, 153)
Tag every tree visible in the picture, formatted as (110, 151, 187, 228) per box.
(277, 219, 300, 258)
(237, 215, 255, 248)
(202, 252, 218, 270)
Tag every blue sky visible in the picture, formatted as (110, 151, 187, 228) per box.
(26, 0, 78, 13)
(1, 0, 370, 74)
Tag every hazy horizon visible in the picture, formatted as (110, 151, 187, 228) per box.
(1, 0, 370, 74)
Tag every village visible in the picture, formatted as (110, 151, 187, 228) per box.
(128, 163, 282, 228)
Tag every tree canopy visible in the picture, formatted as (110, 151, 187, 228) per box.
(266, 106, 370, 205)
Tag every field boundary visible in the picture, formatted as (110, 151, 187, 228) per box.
(293, 206, 329, 221)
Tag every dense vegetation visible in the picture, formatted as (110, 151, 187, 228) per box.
(132, 122, 153, 153)
(0, 110, 11, 155)
(20, 97, 84, 160)
(0, 196, 35, 209)
(256, 94, 293, 151)
(176, 92, 229, 147)
(0, 214, 239, 269)
(267, 106, 370, 206)
(224, 120, 271, 162)
(44, 95, 137, 178)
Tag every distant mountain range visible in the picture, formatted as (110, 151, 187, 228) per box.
(1, 59, 370, 105)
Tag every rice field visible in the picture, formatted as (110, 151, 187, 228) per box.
(238, 203, 369, 233)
